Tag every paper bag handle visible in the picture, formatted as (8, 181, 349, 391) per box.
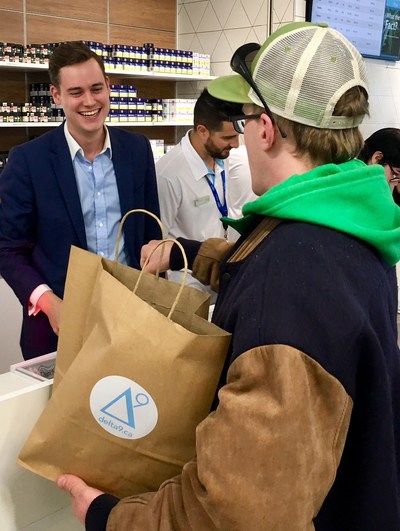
(114, 209, 167, 278)
(138, 238, 188, 320)
(114, 208, 166, 262)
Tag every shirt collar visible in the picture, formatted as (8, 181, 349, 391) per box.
(208, 159, 224, 175)
(181, 130, 225, 181)
(64, 121, 112, 160)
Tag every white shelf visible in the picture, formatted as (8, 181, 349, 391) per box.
(0, 61, 48, 71)
(0, 121, 192, 128)
(0, 60, 215, 81)
(0, 61, 203, 130)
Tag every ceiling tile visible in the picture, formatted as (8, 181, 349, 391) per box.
(272, 0, 294, 25)
(185, 1, 208, 31)
(253, 2, 268, 26)
(253, 25, 268, 43)
(208, 31, 232, 62)
(178, 32, 196, 50)
(178, 6, 196, 34)
(271, 21, 282, 32)
(242, 0, 265, 25)
(210, 0, 236, 28)
(197, 30, 222, 56)
(177, 0, 301, 81)
(187, 33, 204, 53)
(245, 27, 262, 44)
(224, 0, 251, 29)
(211, 61, 233, 76)
(197, 3, 223, 31)
(224, 27, 255, 52)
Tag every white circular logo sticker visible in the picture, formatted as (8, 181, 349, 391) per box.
(90, 375, 158, 440)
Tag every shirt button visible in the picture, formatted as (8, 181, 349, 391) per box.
(99, 222, 103, 227)
(222, 272, 231, 282)
(99, 251, 105, 256)
(97, 191, 101, 196)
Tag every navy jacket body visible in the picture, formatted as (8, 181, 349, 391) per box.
(0, 123, 160, 359)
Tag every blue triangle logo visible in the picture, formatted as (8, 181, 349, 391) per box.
(100, 387, 136, 428)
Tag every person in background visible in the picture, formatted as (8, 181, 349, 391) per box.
(358, 127, 400, 204)
(0, 41, 160, 360)
(358, 128, 400, 317)
(58, 22, 400, 530)
(156, 88, 255, 302)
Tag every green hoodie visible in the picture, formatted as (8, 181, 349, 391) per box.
(226, 159, 400, 266)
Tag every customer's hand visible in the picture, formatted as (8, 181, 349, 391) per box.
(57, 474, 103, 525)
(140, 239, 173, 274)
(37, 291, 63, 335)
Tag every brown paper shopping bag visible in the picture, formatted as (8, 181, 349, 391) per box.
(18, 240, 231, 497)
(54, 209, 210, 388)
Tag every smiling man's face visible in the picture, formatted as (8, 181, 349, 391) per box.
(50, 58, 110, 143)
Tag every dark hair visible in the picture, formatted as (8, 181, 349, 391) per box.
(49, 41, 106, 88)
(358, 128, 400, 166)
(193, 88, 243, 132)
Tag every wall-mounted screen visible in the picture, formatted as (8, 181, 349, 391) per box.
(306, 0, 400, 62)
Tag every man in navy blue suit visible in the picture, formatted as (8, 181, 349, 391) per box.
(0, 42, 160, 360)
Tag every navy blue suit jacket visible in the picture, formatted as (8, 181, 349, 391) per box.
(0, 123, 160, 359)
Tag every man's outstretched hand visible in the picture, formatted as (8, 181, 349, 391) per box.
(140, 239, 173, 274)
(57, 474, 104, 524)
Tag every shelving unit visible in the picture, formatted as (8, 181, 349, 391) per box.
(0, 60, 215, 81)
(0, 61, 214, 149)
(0, 121, 193, 128)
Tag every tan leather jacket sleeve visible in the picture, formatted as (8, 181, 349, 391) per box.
(192, 238, 234, 292)
(107, 344, 353, 531)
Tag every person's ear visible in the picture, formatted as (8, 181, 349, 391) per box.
(105, 76, 111, 93)
(196, 124, 210, 140)
(50, 84, 61, 105)
(259, 113, 277, 150)
(371, 150, 384, 164)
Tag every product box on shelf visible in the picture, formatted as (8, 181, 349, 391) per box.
(0, 40, 212, 77)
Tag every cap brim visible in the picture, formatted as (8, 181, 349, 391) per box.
(208, 73, 253, 104)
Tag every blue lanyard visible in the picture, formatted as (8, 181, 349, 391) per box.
(205, 170, 228, 229)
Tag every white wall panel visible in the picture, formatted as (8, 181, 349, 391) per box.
(178, 0, 400, 135)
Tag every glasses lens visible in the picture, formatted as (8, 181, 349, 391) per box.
(230, 114, 261, 134)
(387, 164, 400, 181)
(233, 119, 245, 134)
(244, 48, 259, 69)
(229, 44, 287, 140)
(231, 43, 260, 80)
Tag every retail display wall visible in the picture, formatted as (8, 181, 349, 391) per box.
(0, 0, 179, 150)
(0, 0, 212, 366)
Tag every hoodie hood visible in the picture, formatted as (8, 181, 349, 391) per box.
(226, 159, 400, 266)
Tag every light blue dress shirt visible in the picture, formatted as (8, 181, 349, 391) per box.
(64, 123, 127, 264)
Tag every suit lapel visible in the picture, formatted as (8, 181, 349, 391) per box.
(110, 128, 138, 263)
(110, 128, 134, 217)
(50, 124, 87, 248)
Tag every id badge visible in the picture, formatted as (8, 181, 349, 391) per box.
(194, 195, 210, 207)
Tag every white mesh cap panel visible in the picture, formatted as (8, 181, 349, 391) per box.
(250, 25, 368, 129)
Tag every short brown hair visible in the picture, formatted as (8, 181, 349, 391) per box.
(275, 86, 369, 165)
(193, 89, 243, 132)
(49, 41, 106, 88)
